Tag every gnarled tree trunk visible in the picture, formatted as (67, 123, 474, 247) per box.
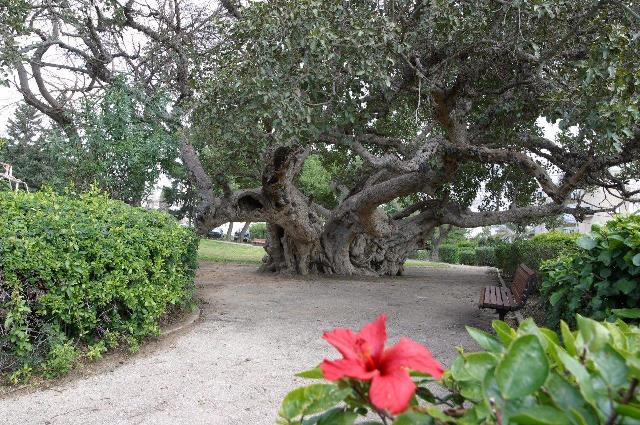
(430, 225, 451, 262)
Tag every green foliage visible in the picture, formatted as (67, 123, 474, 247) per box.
(73, 79, 177, 204)
(0, 190, 198, 380)
(249, 223, 268, 239)
(411, 250, 431, 261)
(282, 317, 640, 424)
(475, 247, 497, 267)
(0, 80, 177, 205)
(496, 232, 580, 277)
(433, 317, 640, 425)
(297, 155, 339, 209)
(541, 215, 640, 328)
(439, 245, 460, 264)
(194, 0, 639, 220)
(43, 342, 79, 379)
(459, 249, 476, 266)
(0, 103, 63, 191)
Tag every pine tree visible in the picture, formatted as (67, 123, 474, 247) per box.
(0, 103, 60, 190)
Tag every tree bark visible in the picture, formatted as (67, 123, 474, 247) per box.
(259, 209, 439, 276)
(430, 225, 451, 262)
(239, 221, 251, 242)
(226, 222, 234, 241)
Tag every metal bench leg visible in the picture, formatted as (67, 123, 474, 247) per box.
(498, 310, 506, 321)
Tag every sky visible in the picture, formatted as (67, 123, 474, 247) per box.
(0, 85, 22, 136)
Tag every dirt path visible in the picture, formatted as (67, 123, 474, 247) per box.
(0, 263, 499, 425)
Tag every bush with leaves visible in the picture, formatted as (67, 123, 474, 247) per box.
(439, 245, 460, 264)
(459, 249, 477, 266)
(495, 231, 580, 278)
(278, 314, 640, 425)
(0, 190, 198, 382)
(541, 215, 640, 329)
(474, 247, 497, 267)
(250, 223, 268, 239)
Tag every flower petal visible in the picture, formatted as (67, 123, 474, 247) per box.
(357, 314, 387, 361)
(320, 358, 378, 381)
(322, 327, 359, 359)
(380, 337, 444, 379)
(369, 368, 415, 414)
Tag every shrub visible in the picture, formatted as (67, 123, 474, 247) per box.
(280, 314, 640, 424)
(439, 244, 459, 264)
(410, 249, 431, 260)
(249, 222, 267, 239)
(541, 214, 640, 328)
(0, 190, 198, 380)
(474, 246, 497, 266)
(495, 231, 579, 277)
(494, 242, 516, 274)
(458, 249, 476, 265)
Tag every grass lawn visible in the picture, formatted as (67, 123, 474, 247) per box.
(199, 239, 265, 264)
(198, 239, 449, 268)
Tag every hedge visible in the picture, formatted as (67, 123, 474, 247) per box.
(432, 232, 578, 271)
(458, 249, 476, 265)
(495, 231, 579, 277)
(474, 246, 497, 266)
(0, 190, 198, 381)
(439, 245, 460, 264)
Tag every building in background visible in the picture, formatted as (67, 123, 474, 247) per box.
(576, 183, 640, 233)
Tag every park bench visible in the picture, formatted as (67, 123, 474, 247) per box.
(479, 264, 536, 320)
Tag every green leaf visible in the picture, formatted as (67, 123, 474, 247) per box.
(463, 352, 497, 381)
(616, 405, 640, 420)
(296, 367, 324, 379)
(278, 384, 351, 420)
(577, 315, 610, 352)
(496, 335, 549, 399)
(591, 344, 628, 387)
(556, 349, 598, 407)
(492, 320, 516, 345)
(466, 326, 504, 353)
(510, 406, 571, 425)
(632, 253, 640, 266)
(561, 321, 578, 356)
(613, 278, 637, 295)
(545, 372, 598, 425)
(393, 412, 434, 425)
(303, 408, 358, 425)
(577, 236, 597, 250)
(611, 308, 640, 319)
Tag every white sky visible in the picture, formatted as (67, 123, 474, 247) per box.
(0, 85, 22, 136)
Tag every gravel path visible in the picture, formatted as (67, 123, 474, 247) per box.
(0, 262, 499, 425)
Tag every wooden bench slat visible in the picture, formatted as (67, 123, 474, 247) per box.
(478, 264, 536, 320)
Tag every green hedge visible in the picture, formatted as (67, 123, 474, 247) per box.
(439, 245, 460, 264)
(474, 246, 497, 266)
(458, 249, 476, 265)
(541, 214, 640, 328)
(496, 231, 579, 277)
(0, 190, 198, 381)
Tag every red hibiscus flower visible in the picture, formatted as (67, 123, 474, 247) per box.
(320, 314, 443, 415)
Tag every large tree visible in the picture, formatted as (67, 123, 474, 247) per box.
(3, 0, 639, 276)
(189, 0, 640, 275)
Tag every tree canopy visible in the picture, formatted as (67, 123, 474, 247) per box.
(2, 0, 639, 275)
